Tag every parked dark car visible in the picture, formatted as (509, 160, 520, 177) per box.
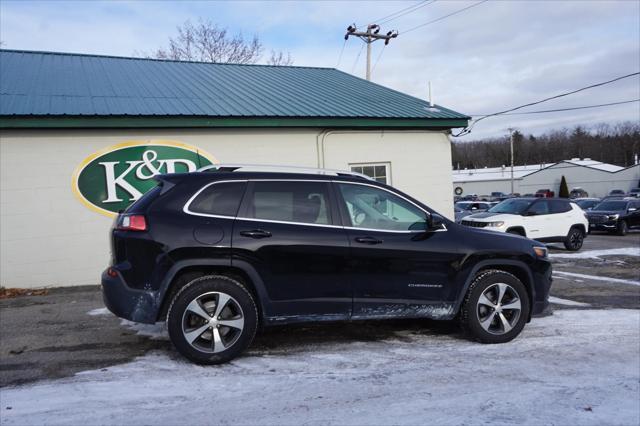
(587, 199, 640, 235)
(628, 188, 640, 198)
(569, 187, 588, 199)
(608, 189, 626, 197)
(454, 201, 493, 222)
(102, 166, 553, 364)
(575, 198, 601, 211)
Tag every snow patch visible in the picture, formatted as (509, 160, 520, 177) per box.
(86, 307, 111, 316)
(550, 247, 640, 259)
(554, 270, 640, 286)
(548, 296, 591, 307)
(2, 310, 639, 426)
(120, 320, 168, 340)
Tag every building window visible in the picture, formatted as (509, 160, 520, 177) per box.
(350, 163, 390, 184)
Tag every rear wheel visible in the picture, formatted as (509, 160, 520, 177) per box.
(459, 270, 530, 344)
(616, 220, 628, 236)
(564, 227, 584, 251)
(167, 275, 258, 364)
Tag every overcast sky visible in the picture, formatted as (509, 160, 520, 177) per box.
(1, 0, 638, 140)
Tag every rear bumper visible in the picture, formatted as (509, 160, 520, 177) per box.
(101, 268, 160, 324)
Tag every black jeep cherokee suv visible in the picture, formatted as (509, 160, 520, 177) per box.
(102, 166, 552, 364)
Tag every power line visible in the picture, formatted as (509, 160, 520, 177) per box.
(454, 72, 640, 137)
(336, 39, 347, 68)
(351, 43, 365, 74)
(371, 44, 386, 74)
(400, 0, 489, 34)
(468, 99, 640, 117)
(375, 0, 437, 26)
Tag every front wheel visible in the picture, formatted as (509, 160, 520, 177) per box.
(167, 275, 258, 364)
(459, 270, 530, 344)
(616, 220, 628, 236)
(564, 227, 584, 251)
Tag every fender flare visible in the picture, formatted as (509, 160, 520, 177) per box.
(157, 258, 272, 321)
(452, 259, 536, 318)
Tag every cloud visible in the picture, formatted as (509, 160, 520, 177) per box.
(1, 0, 638, 140)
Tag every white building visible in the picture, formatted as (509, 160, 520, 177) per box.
(453, 158, 640, 198)
(0, 49, 469, 289)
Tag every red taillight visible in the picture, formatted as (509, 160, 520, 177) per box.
(117, 214, 147, 231)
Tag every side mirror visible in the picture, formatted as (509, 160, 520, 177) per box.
(428, 213, 445, 230)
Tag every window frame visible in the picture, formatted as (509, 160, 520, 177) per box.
(349, 162, 391, 185)
(184, 179, 446, 233)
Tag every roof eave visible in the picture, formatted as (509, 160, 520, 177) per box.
(0, 115, 470, 130)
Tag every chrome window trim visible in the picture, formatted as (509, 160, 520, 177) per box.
(183, 179, 447, 233)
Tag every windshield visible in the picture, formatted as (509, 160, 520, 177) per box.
(576, 200, 599, 209)
(488, 199, 532, 214)
(593, 201, 628, 211)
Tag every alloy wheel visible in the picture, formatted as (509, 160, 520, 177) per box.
(476, 283, 522, 335)
(569, 229, 584, 249)
(181, 291, 245, 353)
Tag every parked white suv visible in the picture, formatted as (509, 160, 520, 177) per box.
(461, 198, 589, 251)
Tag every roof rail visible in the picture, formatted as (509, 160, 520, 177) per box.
(197, 163, 374, 181)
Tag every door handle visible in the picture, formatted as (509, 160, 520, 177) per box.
(354, 236, 383, 245)
(240, 229, 272, 239)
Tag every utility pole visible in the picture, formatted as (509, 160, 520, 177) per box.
(345, 24, 398, 80)
(508, 128, 515, 194)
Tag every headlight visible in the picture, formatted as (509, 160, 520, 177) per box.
(486, 221, 505, 227)
(607, 214, 619, 220)
(533, 246, 548, 258)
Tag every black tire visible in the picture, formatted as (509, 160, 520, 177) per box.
(564, 227, 584, 251)
(506, 228, 525, 237)
(459, 270, 530, 344)
(167, 275, 258, 365)
(616, 220, 628, 236)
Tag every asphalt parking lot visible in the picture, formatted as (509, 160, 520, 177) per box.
(1, 232, 638, 389)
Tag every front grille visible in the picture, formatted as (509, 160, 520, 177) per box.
(588, 215, 607, 224)
(461, 220, 488, 228)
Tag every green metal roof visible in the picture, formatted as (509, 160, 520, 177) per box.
(0, 49, 469, 129)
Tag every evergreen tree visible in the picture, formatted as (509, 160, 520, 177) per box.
(559, 175, 570, 198)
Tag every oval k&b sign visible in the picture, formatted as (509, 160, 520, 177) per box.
(72, 141, 216, 217)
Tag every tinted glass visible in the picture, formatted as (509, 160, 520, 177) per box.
(189, 181, 246, 216)
(549, 200, 571, 213)
(488, 199, 533, 214)
(529, 200, 550, 215)
(248, 181, 330, 225)
(337, 183, 426, 231)
(576, 199, 599, 209)
(593, 201, 628, 211)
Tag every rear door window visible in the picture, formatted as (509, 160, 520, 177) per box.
(188, 181, 247, 217)
(528, 200, 550, 215)
(246, 181, 332, 225)
(549, 200, 571, 214)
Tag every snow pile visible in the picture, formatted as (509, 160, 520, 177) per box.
(553, 270, 640, 286)
(2, 310, 639, 425)
(550, 247, 640, 259)
(86, 307, 111, 316)
(548, 296, 591, 307)
(119, 320, 168, 340)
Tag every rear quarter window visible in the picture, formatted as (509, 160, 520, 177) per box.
(188, 181, 247, 217)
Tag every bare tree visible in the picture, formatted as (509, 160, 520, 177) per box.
(153, 19, 292, 66)
(267, 50, 293, 66)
